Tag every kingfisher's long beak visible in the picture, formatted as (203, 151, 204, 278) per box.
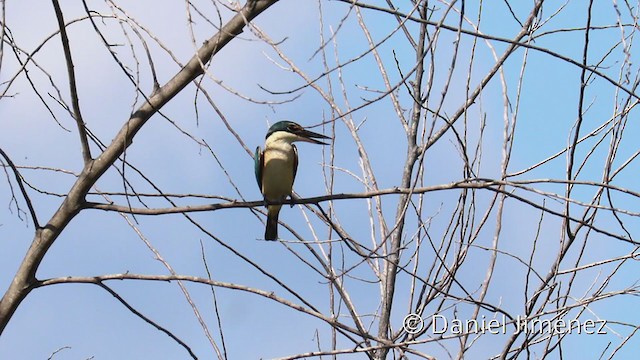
(295, 128, 331, 145)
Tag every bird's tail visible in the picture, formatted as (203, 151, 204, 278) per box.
(265, 205, 281, 240)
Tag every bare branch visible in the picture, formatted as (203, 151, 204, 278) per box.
(0, 147, 39, 228)
(51, 0, 92, 163)
(0, 0, 280, 336)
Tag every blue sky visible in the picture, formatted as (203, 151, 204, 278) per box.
(1, 1, 640, 359)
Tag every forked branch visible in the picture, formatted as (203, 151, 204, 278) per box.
(0, 0, 280, 336)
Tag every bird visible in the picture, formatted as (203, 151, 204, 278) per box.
(255, 121, 330, 240)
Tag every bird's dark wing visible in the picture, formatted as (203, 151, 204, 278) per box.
(290, 144, 299, 206)
(292, 144, 299, 186)
(254, 146, 264, 190)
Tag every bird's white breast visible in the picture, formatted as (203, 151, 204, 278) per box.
(262, 136, 296, 202)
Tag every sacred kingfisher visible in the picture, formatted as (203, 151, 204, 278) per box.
(255, 121, 330, 240)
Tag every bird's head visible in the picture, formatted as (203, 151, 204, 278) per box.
(266, 121, 330, 145)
